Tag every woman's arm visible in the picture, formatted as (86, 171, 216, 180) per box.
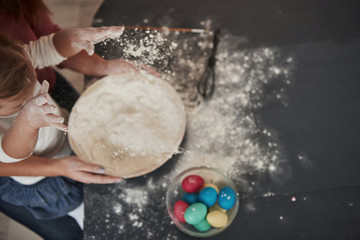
(58, 51, 161, 77)
(58, 50, 108, 77)
(52, 27, 160, 77)
(0, 155, 122, 184)
(52, 27, 124, 58)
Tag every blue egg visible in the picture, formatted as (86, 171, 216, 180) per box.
(198, 187, 218, 207)
(218, 187, 236, 210)
(182, 193, 199, 205)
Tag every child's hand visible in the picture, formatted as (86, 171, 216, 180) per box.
(53, 26, 125, 57)
(56, 156, 123, 184)
(18, 80, 68, 132)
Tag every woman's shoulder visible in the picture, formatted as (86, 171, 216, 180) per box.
(0, 12, 38, 43)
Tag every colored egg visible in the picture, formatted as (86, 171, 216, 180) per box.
(201, 183, 219, 194)
(173, 200, 189, 223)
(198, 187, 218, 207)
(182, 175, 204, 193)
(218, 187, 236, 210)
(209, 204, 227, 213)
(193, 218, 211, 232)
(182, 193, 199, 205)
(184, 203, 207, 225)
(206, 210, 228, 228)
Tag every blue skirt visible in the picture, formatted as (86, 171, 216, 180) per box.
(0, 176, 83, 220)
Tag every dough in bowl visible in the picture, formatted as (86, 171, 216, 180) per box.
(68, 73, 186, 178)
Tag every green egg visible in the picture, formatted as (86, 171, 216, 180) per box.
(184, 203, 207, 225)
(194, 218, 211, 232)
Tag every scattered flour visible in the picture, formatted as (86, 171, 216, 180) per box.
(113, 203, 122, 214)
(87, 21, 294, 239)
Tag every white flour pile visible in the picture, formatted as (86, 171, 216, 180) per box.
(68, 73, 186, 177)
(86, 24, 294, 240)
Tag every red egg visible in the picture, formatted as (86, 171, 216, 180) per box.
(173, 200, 189, 223)
(182, 175, 205, 193)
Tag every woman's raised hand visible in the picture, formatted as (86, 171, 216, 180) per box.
(53, 26, 125, 57)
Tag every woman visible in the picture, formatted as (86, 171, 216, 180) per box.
(0, 1, 149, 239)
(0, 0, 158, 111)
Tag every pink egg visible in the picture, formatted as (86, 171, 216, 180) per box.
(174, 200, 189, 223)
(182, 175, 205, 193)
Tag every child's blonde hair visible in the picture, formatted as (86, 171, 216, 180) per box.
(0, 34, 36, 99)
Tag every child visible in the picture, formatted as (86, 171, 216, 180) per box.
(0, 27, 126, 240)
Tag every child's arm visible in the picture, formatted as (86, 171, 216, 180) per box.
(0, 155, 122, 184)
(1, 81, 67, 160)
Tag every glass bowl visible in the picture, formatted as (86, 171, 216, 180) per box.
(166, 166, 239, 238)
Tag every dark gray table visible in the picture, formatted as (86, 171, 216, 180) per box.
(84, 1, 360, 239)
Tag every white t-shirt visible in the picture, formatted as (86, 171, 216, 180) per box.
(0, 34, 71, 185)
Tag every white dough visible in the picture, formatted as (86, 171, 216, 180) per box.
(68, 73, 186, 178)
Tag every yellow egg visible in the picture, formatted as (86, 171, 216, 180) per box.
(201, 183, 219, 194)
(206, 210, 228, 228)
(209, 204, 226, 213)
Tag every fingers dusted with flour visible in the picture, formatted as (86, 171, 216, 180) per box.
(1, 81, 67, 159)
(53, 26, 125, 57)
(57, 156, 123, 184)
(89, 26, 125, 46)
(52, 26, 161, 78)
(19, 80, 68, 132)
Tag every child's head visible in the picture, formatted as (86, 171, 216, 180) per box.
(0, 34, 37, 116)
